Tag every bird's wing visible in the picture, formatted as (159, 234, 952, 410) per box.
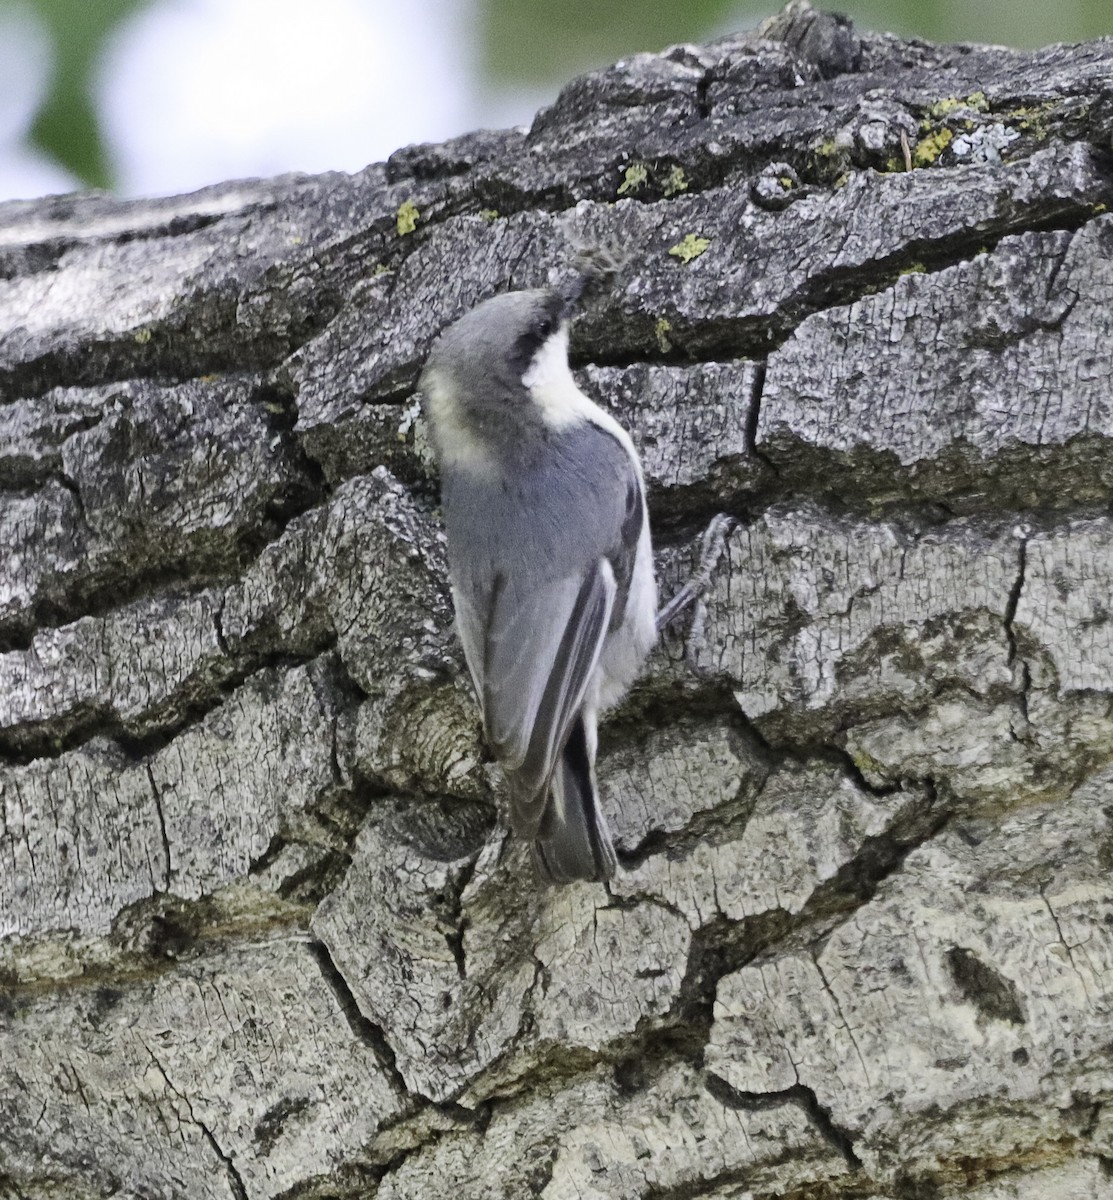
(454, 559, 616, 832)
(452, 583, 487, 704)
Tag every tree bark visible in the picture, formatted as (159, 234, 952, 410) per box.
(3, 3, 1113, 1196)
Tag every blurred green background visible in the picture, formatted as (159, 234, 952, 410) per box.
(484, 0, 1112, 89)
(21, 0, 143, 189)
(5, 0, 1112, 195)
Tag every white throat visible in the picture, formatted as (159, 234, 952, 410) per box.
(521, 322, 645, 475)
(521, 325, 588, 430)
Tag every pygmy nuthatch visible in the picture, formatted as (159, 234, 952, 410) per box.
(421, 282, 657, 883)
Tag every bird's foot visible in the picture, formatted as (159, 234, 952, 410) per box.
(656, 512, 736, 636)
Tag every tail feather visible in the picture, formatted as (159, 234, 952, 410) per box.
(531, 716, 617, 883)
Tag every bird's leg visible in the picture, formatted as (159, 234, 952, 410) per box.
(656, 512, 736, 633)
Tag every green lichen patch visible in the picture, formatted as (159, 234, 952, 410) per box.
(999, 98, 1066, 141)
(930, 91, 990, 120)
(663, 165, 689, 196)
(617, 163, 649, 196)
(668, 234, 711, 263)
(809, 135, 854, 184)
(617, 161, 690, 200)
(396, 200, 420, 236)
(913, 127, 953, 167)
(654, 317, 674, 352)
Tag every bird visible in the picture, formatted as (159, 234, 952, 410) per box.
(419, 281, 657, 883)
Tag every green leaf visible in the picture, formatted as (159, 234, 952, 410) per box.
(18, 0, 151, 190)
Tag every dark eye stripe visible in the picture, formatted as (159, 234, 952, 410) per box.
(513, 302, 562, 374)
(513, 327, 546, 373)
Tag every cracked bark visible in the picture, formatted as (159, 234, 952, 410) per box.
(3, 3, 1113, 1197)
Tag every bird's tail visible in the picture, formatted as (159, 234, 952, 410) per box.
(531, 716, 617, 883)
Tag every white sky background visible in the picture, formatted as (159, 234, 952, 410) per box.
(0, 0, 553, 201)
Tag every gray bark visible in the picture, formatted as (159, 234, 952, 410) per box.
(3, 2, 1113, 1195)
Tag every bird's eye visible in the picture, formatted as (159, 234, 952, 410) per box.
(536, 315, 554, 340)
